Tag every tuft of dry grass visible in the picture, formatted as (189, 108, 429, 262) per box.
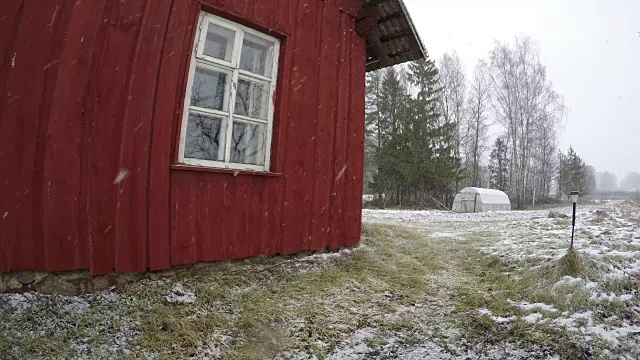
(555, 248, 593, 278)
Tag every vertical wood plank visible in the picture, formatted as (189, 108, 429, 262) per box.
(335, 0, 361, 17)
(248, 177, 262, 256)
(232, 176, 251, 258)
(231, 0, 250, 19)
(329, 12, 352, 250)
(35, 1, 76, 271)
(310, 2, 341, 250)
(115, 0, 173, 273)
(42, 0, 107, 271)
(0, 0, 24, 122)
(170, 172, 198, 265)
(0, 1, 62, 271)
(148, 0, 194, 271)
(221, 176, 236, 259)
(253, 0, 277, 29)
(199, 175, 210, 262)
(260, 180, 273, 255)
(201, 176, 229, 262)
(196, 173, 206, 262)
(281, 0, 321, 254)
(267, 1, 295, 256)
(260, 178, 282, 255)
(78, 0, 114, 275)
(0, 0, 24, 272)
(275, 0, 295, 34)
(344, 27, 366, 246)
(83, 0, 147, 275)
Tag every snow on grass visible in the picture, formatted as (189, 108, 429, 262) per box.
(546, 311, 640, 347)
(362, 207, 565, 225)
(365, 201, 640, 357)
(164, 283, 196, 304)
(553, 276, 584, 287)
(477, 308, 517, 324)
(522, 313, 544, 323)
(0, 289, 144, 359)
(508, 300, 558, 313)
(430, 231, 463, 238)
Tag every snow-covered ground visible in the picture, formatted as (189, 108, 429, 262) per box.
(364, 201, 640, 358)
(362, 206, 576, 225)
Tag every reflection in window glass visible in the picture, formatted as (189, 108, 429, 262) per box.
(190, 66, 228, 111)
(185, 113, 226, 161)
(240, 33, 274, 77)
(203, 24, 235, 61)
(234, 78, 268, 120)
(230, 122, 265, 165)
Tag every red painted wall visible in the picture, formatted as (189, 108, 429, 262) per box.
(0, 0, 366, 275)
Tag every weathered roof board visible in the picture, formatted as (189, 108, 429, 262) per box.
(363, 0, 426, 71)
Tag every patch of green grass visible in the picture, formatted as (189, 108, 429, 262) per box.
(124, 223, 446, 358)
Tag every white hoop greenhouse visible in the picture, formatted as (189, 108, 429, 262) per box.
(451, 187, 511, 213)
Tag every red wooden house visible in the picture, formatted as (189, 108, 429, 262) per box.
(0, 0, 424, 275)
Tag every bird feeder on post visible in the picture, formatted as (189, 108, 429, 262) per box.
(570, 191, 580, 249)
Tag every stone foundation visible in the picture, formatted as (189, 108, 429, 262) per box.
(0, 270, 148, 296)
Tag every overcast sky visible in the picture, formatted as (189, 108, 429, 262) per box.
(404, 0, 640, 180)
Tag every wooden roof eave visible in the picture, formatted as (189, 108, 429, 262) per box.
(359, 0, 426, 72)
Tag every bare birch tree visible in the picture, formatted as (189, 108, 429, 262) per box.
(439, 51, 468, 190)
(488, 36, 564, 208)
(466, 61, 491, 187)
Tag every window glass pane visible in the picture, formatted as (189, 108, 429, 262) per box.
(234, 78, 269, 120)
(184, 113, 227, 161)
(240, 33, 274, 77)
(203, 23, 235, 62)
(190, 66, 229, 112)
(230, 121, 266, 166)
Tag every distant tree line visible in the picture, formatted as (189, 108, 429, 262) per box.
(595, 171, 640, 192)
(364, 35, 599, 209)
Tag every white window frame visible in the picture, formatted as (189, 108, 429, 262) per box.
(178, 11, 280, 172)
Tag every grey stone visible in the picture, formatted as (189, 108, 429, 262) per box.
(7, 277, 22, 290)
(36, 275, 77, 296)
(16, 271, 36, 285)
(548, 210, 568, 219)
(57, 270, 91, 281)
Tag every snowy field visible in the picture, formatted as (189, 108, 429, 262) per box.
(364, 201, 640, 359)
(1, 201, 639, 359)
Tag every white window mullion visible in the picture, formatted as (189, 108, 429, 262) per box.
(225, 68, 240, 163)
(195, 14, 208, 58)
(224, 30, 244, 164)
(232, 29, 244, 68)
(263, 41, 280, 170)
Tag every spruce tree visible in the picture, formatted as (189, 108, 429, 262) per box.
(559, 146, 594, 196)
(489, 137, 509, 192)
(371, 67, 406, 204)
(408, 57, 460, 204)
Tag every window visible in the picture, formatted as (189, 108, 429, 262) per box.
(178, 12, 280, 171)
